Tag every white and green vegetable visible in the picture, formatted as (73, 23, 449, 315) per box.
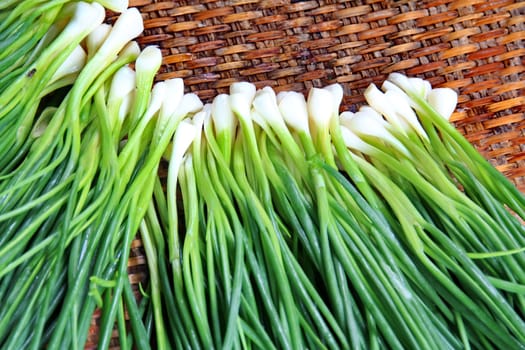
(1, 1, 524, 349)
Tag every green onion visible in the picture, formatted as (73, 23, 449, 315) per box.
(1, 1, 523, 348)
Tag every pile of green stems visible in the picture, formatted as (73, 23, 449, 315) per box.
(0, 1, 189, 348)
(1, 0, 524, 349)
(140, 89, 524, 349)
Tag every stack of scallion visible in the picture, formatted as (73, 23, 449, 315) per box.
(1, 1, 524, 349)
(0, 1, 202, 348)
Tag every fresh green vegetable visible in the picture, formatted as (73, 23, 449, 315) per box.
(137, 74, 523, 349)
(1, 1, 523, 349)
(0, 2, 183, 348)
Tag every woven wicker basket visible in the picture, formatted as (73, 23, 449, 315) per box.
(91, 0, 525, 348)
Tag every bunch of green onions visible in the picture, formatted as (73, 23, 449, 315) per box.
(1, 1, 524, 349)
(140, 76, 524, 348)
(0, 1, 201, 348)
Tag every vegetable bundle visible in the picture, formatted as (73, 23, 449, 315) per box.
(1, 1, 524, 349)
(0, 1, 202, 348)
(140, 77, 525, 349)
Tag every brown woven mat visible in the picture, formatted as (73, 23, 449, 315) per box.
(95, 0, 524, 347)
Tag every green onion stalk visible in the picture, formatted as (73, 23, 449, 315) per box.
(330, 76, 525, 348)
(0, 0, 114, 306)
(51, 45, 149, 350)
(289, 86, 462, 349)
(264, 82, 456, 349)
(55, 9, 142, 346)
(234, 80, 484, 348)
(388, 72, 525, 220)
(0, 1, 110, 175)
(92, 90, 203, 350)
(143, 86, 293, 349)
(0, 4, 168, 349)
(232, 83, 311, 350)
(119, 94, 202, 348)
(343, 90, 525, 289)
(364, 79, 525, 302)
(142, 85, 336, 348)
(330, 152, 525, 349)
(0, 0, 69, 86)
(203, 105, 277, 350)
(253, 86, 356, 346)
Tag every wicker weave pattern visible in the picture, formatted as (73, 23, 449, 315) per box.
(118, 0, 525, 192)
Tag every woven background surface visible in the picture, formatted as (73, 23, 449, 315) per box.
(95, 0, 524, 348)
